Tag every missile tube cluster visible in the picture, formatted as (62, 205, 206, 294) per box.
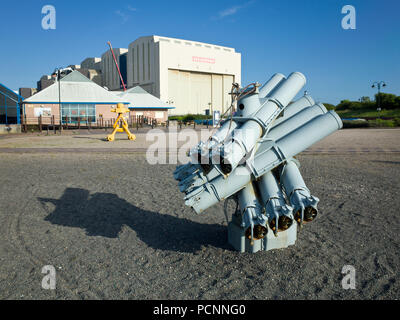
(173, 72, 342, 244)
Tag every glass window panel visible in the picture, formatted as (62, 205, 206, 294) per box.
(0, 107, 5, 123)
(5, 96, 17, 108)
(7, 107, 17, 117)
(60, 104, 95, 123)
(0, 94, 6, 107)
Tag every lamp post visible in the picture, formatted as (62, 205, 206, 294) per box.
(54, 67, 64, 131)
(371, 81, 386, 117)
(53, 67, 73, 131)
(166, 100, 174, 124)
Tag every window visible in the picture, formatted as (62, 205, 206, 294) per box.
(61, 104, 96, 123)
(155, 111, 164, 119)
(0, 84, 20, 124)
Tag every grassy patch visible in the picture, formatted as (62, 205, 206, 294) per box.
(336, 108, 400, 119)
(168, 114, 212, 122)
(342, 118, 400, 128)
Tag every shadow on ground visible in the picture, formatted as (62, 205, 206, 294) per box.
(39, 188, 229, 253)
(72, 136, 108, 141)
(370, 160, 400, 165)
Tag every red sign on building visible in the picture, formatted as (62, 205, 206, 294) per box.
(192, 56, 216, 64)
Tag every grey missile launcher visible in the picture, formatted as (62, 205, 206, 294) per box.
(173, 72, 342, 252)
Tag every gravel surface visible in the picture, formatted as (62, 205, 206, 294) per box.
(0, 129, 399, 300)
(0, 128, 399, 152)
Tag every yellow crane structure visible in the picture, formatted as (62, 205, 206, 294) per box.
(106, 103, 136, 141)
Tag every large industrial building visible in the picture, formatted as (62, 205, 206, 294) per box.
(126, 36, 241, 115)
(101, 48, 128, 91)
(27, 35, 241, 117)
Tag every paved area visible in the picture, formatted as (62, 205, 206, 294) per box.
(0, 128, 399, 300)
(0, 128, 399, 154)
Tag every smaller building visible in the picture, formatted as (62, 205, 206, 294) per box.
(0, 83, 22, 125)
(115, 86, 174, 123)
(23, 71, 172, 125)
(23, 71, 129, 125)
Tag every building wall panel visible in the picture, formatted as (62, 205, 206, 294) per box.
(211, 74, 223, 114)
(223, 74, 235, 114)
(127, 36, 241, 115)
(189, 72, 211, 115)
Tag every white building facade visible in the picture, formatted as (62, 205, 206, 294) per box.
(126, 36, 241, 115)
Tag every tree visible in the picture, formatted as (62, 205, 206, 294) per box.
(322, 103, 336, 110)
(335, 99, 352, 111)
(359, 96, 370, 103)
(376, 93, 397, 109)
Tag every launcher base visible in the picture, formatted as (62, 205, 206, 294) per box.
(227, 214, 297, 253)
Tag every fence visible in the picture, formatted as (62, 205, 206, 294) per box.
(20, 115, 163, 132)
(20, 115, 213, 133)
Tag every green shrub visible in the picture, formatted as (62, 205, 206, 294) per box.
(182, 114, 195, 123)
(349, 102, 365, 110)
(168, 114, 212, 122)
(368, 119, 396, 127)
(168, 115, 184, 121)
(342, 120, 369, 128)
(376, 93, 399, 110)
(322, 103, 335, 110)
(336, 99, 352, 111)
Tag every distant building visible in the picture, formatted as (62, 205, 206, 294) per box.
(23, 71, 172, 124)
(126, 35, 241, 115)
(81, 57, 102, 71)
(31, 35, 241, 116)
(115, 86, 173, 122)
(77, 68, 102, 86)
(101, 48, 128, 90)
(19, 87, 37, 99)
(67, 64, 81, 70)
(37, 75, 55, 91)
(0, 82, 22, 125)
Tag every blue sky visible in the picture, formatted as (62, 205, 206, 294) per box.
(0, 0, 399, 104)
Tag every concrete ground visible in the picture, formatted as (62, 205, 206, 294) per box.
(0, 128, 399, 299)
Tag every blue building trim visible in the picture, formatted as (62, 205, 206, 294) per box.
(129, 106, 175, 110)
(0, 82, 22, 125)
(22, 101, 130, 105)
(23, 101, 173, 109)
(0, 83, 24, 101)
(17, 93, 21, 124)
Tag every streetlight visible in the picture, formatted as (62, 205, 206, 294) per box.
(371, 81, 387, 113)
(53, 67, 72, 131)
